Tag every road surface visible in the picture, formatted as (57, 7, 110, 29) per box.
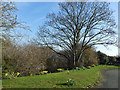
(97, 69, 119, 88)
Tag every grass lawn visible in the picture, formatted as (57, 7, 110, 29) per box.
(0, 68, 2, 89)
(2, 65, 119, 88)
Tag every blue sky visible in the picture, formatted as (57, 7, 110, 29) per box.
(15, 2, 59, 42)
(15, 2, 118, 56)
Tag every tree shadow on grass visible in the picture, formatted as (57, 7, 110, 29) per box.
(56, 83, 67, 86)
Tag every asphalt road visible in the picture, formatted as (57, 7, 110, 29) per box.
(97, 69, 119, 88)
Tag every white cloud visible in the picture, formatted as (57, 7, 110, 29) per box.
(96, 45, 118, 56)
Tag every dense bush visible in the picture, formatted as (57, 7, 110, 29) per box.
(97, 51, 109, 65)
(2, 42, 53, 76)
(2, 39, 17, 73)
(115, 56, 120, 66)
(46, 53, 68, 72)
(107, 56, 116, 65)
(81, 47, 99, 67)
(97, 51, 118, 65)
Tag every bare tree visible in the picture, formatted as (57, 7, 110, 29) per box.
(1, 1, 18, 40)
(0, 1, 29, 46)
(35, 2, 117, 68)
(1, 1, 30, 74)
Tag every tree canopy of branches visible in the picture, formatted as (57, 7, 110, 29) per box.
(35, 2, 117, 68)
(0, 1, 28, 46)
(1, 1, 29, 74)
(1, 1, 17, 40)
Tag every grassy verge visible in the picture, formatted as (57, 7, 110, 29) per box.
(2, 65, 119, 88)
(0, 68, 2, 89)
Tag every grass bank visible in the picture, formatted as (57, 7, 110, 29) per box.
(2, 65, 119, 88)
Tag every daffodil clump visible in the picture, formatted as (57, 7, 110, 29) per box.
(91, 64, 95, 67)
(82, 66, 86, 70)
(57, 68, 63, 72)
(67, 70, 70, 74)
(4, 72, 20, 79)
(75, 67, 80, 70)
(40, 71, 48, 75)
(66, 79, 75, 86)
(76, 67, 79, 70)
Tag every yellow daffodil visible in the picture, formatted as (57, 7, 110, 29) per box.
(67, 70, 70, 74)
(17, 72, 20, 76)
(13, 76, 17, 79)
(42, 71, 48, 73)
(5, 73, 8, 76)
(57, 69, 62, 71)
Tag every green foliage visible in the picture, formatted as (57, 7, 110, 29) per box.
(107, 56, 116, 65)
(97, 51, 109, 65)
(115, 56, 120, 66)
(97, 51, 118, 65)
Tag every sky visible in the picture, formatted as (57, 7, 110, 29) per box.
(14, 2, 118, 56)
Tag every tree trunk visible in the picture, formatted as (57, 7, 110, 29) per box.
(73, 50, 77, 68)
(77, 52, 84, 68)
